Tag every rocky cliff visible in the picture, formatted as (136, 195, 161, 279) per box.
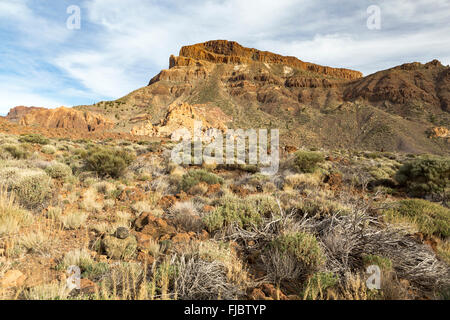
(170, 40, 363, 80)
(9, 106, 114, 132)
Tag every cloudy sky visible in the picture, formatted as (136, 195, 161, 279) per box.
(0, 0, 449, 115)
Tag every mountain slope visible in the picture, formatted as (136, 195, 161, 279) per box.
(6, 40, 450, 154)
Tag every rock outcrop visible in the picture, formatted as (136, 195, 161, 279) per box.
(14, 107, 114, 132)
(6, 106, 46, 122)
(131, 102, 231, 138)
(170, 40, 363, 80)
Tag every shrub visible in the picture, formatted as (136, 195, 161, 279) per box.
(59, 212, 89, 230)
(83, 147, 135, 178)
(395, 156, 449, 199)
(264, 232, 325, 282)
(23, 282, 69, 300)
(0, 169, 53, 209)
(45, 162, 72, 179)
(384, 199, 449, 238)
(2, 144, 29, 159)
(180, 169, 224, 192)
(19, 134, 49, 145)
(0, 185, 33, 236)
(292, 151, 325, 173)
(41, 145, 57, 154)
(302, 272, 339, 300)
(175, 241, 248, 300)
(270, 232, 325, 269)
(204, 194, 278, 232)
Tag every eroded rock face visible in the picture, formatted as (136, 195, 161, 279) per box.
(131, 102, 231, 138)
(15, 107, 114, 132)
(172, 40, 363, 80)
(429, 127, 450, 139)
(6, 106, 46, 122)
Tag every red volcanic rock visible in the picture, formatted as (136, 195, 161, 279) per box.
(171, 40, 363, 80)
(6, 106, 46, 122)
(17, 107, 114, 132)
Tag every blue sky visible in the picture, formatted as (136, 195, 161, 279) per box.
(0, 0, 449, 115)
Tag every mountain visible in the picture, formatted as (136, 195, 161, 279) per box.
(5, 40, 450, 154)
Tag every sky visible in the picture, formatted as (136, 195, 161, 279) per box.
(0, 0, 449, 115)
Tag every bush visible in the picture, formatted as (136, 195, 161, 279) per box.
(302, 272, 339, 300)
(45, 162, 72, 179)
(395, 156, 449, 199)
(264, 232, 325, 282)
(384, 199, 449, 238)
(0, 168, 53, 209)
(83, 147, 135, 178)
(292, 151, 325, 173)
(204, 194, 278, 232)
(41, 145, 57, 154)
(2, 144, 29, 159)
(19, 134, 49, 145)
(0, 186, 33, 236)
(180, 169, 224, 192)
(270, 232, 325, 269)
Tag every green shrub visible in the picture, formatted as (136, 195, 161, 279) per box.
(395, 156, 449, 198)
(303, 272, 339, 300)
(384, 199, 450, 238)
(0, 168, 52, 209)
(180, 169, 224, 192)
(41, 145, 57, 154)
(270, 232, 325, 270)
(45, 162, 73, 179)
(2, 144, 29, 159)
(292, 151, 325, 173)
(204, 194, 278, 232)
(83, 147, 135, 178)
(19, 134, 49, 145)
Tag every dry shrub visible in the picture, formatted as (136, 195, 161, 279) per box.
(168, 201, 204, 232)
(175, 241, 248, 300)
(59, 212, 88, 230)
(0, 185, 33, 236)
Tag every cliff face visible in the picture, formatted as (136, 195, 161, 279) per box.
(12, 107, 114, 132)
(6, 106, 46, 122)
(170, 40, 363, 80)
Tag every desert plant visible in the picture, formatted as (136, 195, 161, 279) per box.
(0, 185, 33, 236)
(180, 169, 224, 192)
(0, 169, 53, 209)
(83, 147, 135, 178)
(59, 212, 89, 230)
(19, 134, 49, 145)
(383, 199, 449, 238)
(204, 194, 279, 232)
(2, 144, 29, 159)
(45, 162, 73, 179)
(302, 272, 339, 300)
(395, 156, 449, 200)
(41, 145, 57, 154)
(292, 151, 325, 173)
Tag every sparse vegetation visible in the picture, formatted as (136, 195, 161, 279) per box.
(395, 156, 449, 200)
(0, 131, 448, 301)
(292, 151, 325, 173)
(83, 147, 135, 178)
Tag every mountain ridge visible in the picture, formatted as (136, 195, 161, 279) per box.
(3, 40, 449, 155)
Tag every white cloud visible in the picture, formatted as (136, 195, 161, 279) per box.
(1, 0, 450, 109)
